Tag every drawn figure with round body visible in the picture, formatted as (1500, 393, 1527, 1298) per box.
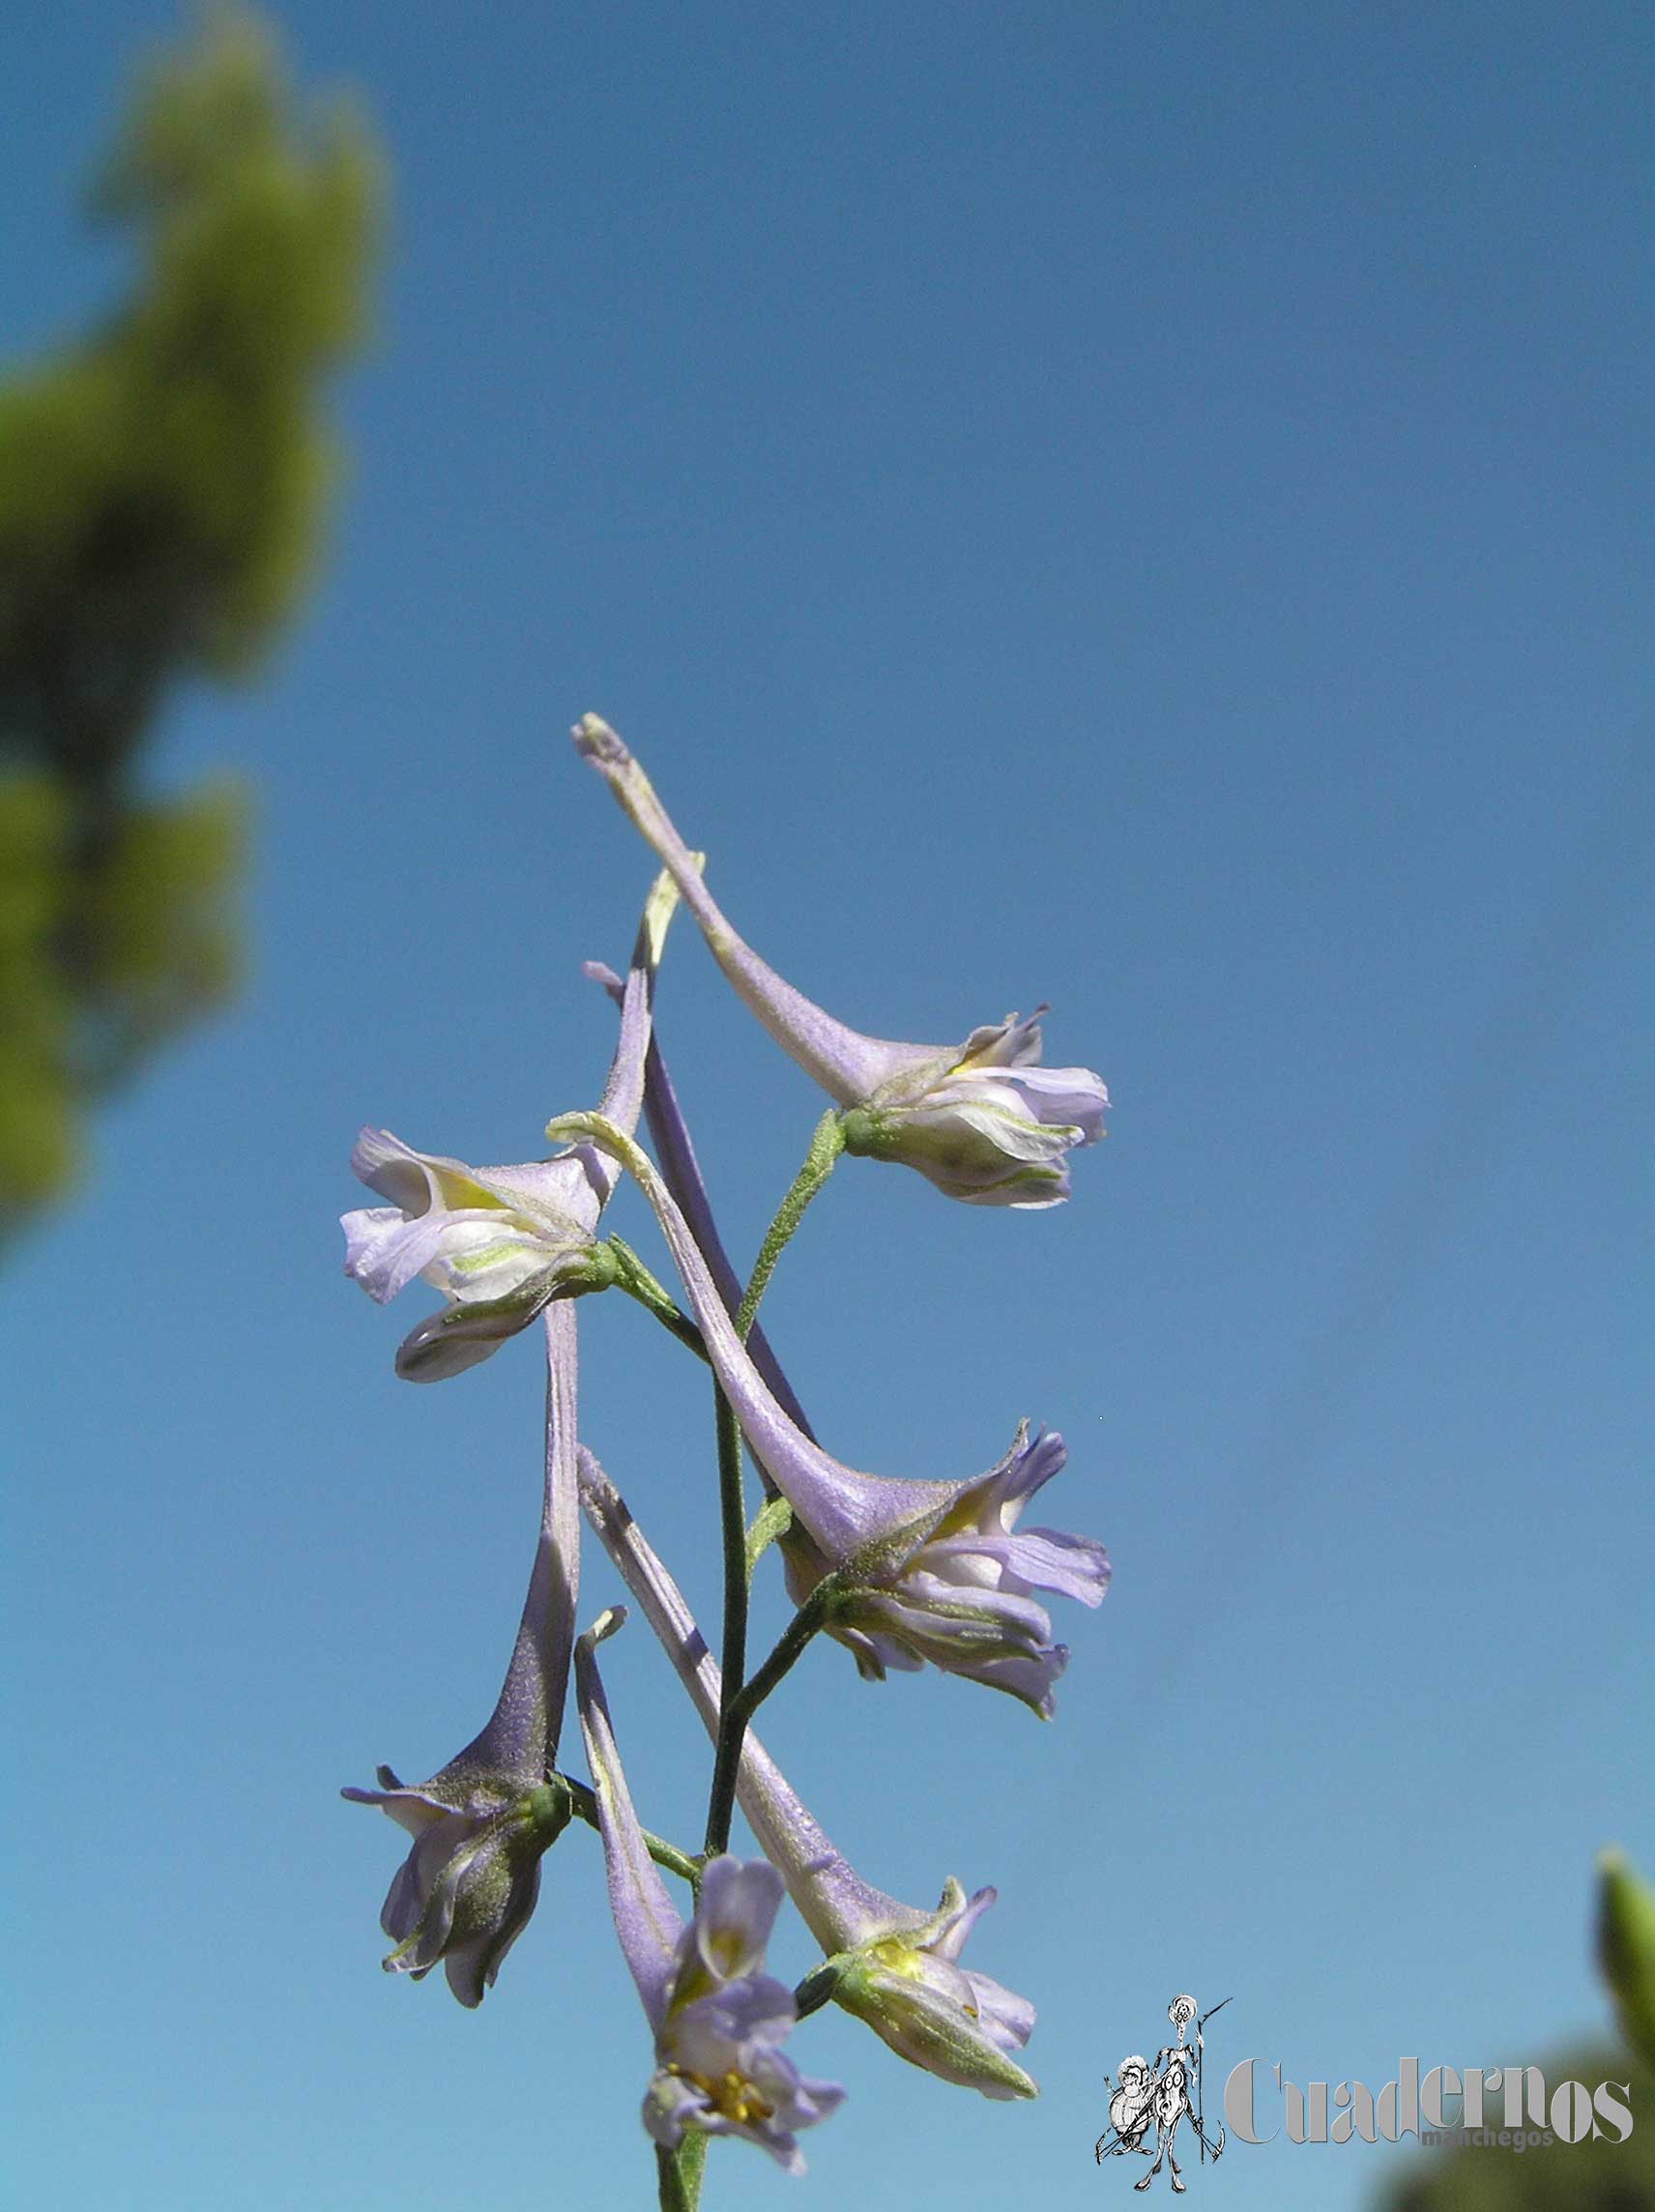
(1096, 1994, 1228, 2190)
(1096, 2054, 1156, 2165)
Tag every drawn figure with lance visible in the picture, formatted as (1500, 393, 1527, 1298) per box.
(1096, 1994, 1230, 2192)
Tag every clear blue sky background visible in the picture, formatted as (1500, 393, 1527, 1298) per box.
(6, 5, 1650, 2209)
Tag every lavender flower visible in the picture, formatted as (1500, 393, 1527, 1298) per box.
(342, 1302, 582, 2003)
(572, 714, 1108, 1207)
(341, 869, 680, 1380)
(575, 1611, 844, 2171)
(340, 1765, 570, 2007)
(546, 1111, 1110, 1715)
(778, 1422, 1109, 1714)
(579, 1453, 1038, 2098)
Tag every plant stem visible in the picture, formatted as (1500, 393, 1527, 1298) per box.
(701, 1114, 845, 1858)
(734, 1110, 844, 1342)
(727, 1575, 846, 1739)
(608, 1236, 708, 1361)
(558, 1774, 701, 1885)
(656, 2136, 706, 2212)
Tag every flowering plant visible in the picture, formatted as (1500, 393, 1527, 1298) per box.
(335, 719, 1112, 2204)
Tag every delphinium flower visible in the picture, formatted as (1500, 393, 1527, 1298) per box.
(341, 1299, 582, 2004)
(575, 1610, 845, 2170)
(579, 1452, 1038, 2098)
(545, 1110, 1110, 1716)
(572, 714, 1108, 1208)
(341, 868, 681, 1379)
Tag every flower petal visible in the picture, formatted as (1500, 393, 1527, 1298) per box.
(690, 1855, 786, 1989)
(351, 1127, 501, 1214)
(575, 1609, 683, 2033)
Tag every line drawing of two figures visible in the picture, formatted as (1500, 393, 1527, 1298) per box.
(1096, 1994, 1230, 2192)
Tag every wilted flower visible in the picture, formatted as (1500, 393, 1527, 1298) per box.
(572, 713, 1108, 1207)
(547, 1112, 1109, 1714)
(341, 869, 680, 1380)
(579, 1452, 1038, 2099)
(575, 1611, 844, 2170)
(342, 1301, 583, 2005)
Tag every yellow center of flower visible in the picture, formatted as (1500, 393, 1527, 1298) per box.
(865, 1936, 979, 2017)
(869, 1936, 927, 1979)
(705, 1929, 746, 1977)
(669, 2064, 774, 2127)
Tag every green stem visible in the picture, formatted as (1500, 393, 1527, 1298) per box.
(656, 2136, 706, 2212)
(608, 1236, 709, 1361)
(727, 1574, 847, 1739)
(704, 1571, 847, 1857)
(558, 1775, 702, 1885)
(701, 1113, 845, 1860)
(734, 1110, 845, 1342)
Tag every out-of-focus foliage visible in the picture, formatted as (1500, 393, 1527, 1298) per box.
(1600, 1852, 1655, 2079)
(1372, 2044, 1654, 2211)
(0, 6, 380, 1235)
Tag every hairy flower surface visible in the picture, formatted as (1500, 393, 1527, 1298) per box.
(579, 1453, 1038, 2099)
(573, 713, 1107, 1206)
(575, 1612, 844, 2171)
(549, 1112, 1109, 1713)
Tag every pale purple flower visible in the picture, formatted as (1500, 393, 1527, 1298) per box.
(341, 871, 680, 1380)
(342, 1303, 583, 2004)
(575, 1611, 844, 2171)
(341, 1134, 615, 1380)
(776, 1421, 1109, 1715)
(545, 1110, 1110, 1715)
(578, 1452, 1038, 2099)
(572, 713, 1108, 1207)
(340, 1765, 569, 2007)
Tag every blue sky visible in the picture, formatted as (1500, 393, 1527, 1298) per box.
(6, 5, 1651, 2209)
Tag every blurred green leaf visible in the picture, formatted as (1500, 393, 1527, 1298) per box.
(0, 6, 382, 1237)
(1599, 1852, 1655, 2080)
(1371, 2043, 1653, 2211)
